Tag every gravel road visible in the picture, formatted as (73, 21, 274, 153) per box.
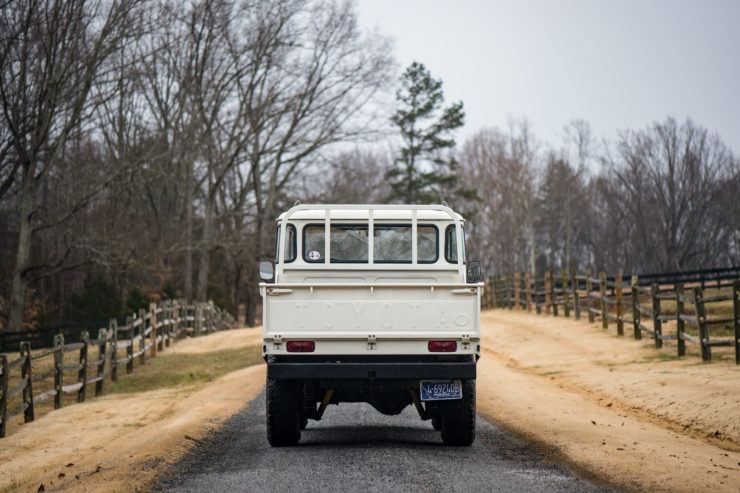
(158, 390, 617, 492)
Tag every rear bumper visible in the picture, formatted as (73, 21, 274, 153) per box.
(266, 360, 477, 380)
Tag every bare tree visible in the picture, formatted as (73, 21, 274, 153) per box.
(301, 147, 392, 203)
(601, 117, 735, 272)
(535, 153, 590, 272)
(223, 0, 393, 323)
(0, 0, 146, 332)
(458, 124, 538, 277)
(560, 119, 594, 272)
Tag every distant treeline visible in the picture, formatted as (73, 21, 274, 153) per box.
(0, 1, 737, 333)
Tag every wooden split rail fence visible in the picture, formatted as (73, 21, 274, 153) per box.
(0, 300, 237, 438)
(483, 271, 740, 365)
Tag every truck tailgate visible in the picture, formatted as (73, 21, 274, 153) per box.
(261, 283, 481, 355)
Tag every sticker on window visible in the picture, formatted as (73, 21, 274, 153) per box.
(308, 250, 321, 261)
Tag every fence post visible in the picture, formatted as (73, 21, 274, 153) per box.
(174, 300, 181, 337)
(1, 355, 7, 438)
(525, 272, 532, 311)
(96, 328, 107, 396)
(502, 277, 509, 309)
(150, 302, 158, 357)
(631, 276, 641, 339)
(110, 319, 119, 382)
(694, 287, 710, 361)
(165, 300, 172, 347)
(20, 341, 35, 423)
(550, 270, 559, 316)
(599, 272, 608, 329)
(126, 315, 134, 374)
(615, 274, 624, 336)
(562, 268, 570, 317)
(138, 309, 147, 365)
(78, 331, 88, 403)
(676, 284, 685, 357)
(586, 269, 594, 323)
(651, 283, 663, 348)
(54, 334, 64, 409)
(489, 277, 497, 309)
(513, 272, 520, 309)
(571, 272, 579, 320)
(157, 302, 165, 351)
(733, 280, 739, 365)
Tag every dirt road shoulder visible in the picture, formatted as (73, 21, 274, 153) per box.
(0, 329, 265, 493)
(476, 310, 740, 492)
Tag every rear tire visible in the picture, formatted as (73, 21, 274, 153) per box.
(440, 379, 475, 446)
(266, 378, 302, 446)
(431, 417, 442, 431)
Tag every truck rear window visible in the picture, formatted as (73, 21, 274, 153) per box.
(445, 225, 466, 263)
(304, 224, 369, 263)
(303, 224, 438, 263)
(374, 225, 438, 263)
(275, 224, 296, 263)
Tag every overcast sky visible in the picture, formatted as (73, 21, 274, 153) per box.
(355, 0, 740, 154)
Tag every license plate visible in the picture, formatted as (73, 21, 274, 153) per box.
(420, 380, 462, 401)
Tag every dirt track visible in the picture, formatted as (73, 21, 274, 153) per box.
(1, 312, 739, 492)
(476, 310, 740, 492)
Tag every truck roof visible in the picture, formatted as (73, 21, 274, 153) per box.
(277, 204, 465, 222)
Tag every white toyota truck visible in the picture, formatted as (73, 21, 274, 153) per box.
(259, 204, 483, 446)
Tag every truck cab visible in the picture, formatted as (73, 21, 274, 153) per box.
(259, 204, 482, 446)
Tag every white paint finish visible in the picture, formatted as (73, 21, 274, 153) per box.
(262, 204, 481, 357)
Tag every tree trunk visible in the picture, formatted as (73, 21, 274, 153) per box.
(245, 283, 258, 327)
(183, 159, 193, 301)
(7, 163, 36, 332)
(565, 193, 572, 273)
(527, 214, 536, 277)
(196, 196, 213, 302)
(232, 263, 241, 323)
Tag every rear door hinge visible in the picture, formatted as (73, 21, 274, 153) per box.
(367, 334, 377, 351)
(273, 334, 283, 351)
(461, 334, 471, 350)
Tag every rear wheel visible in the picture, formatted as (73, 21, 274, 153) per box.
(431, 417, 442, 431)
(266, 378, 302, 446)
(440, 379, 476, 446)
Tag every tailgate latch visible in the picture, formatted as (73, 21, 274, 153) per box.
(461, 334, 471, 351)
(273, 334, 283, 351)
(367, 334, 377, 351)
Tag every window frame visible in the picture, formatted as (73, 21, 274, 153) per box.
(275, 224, 297, 264)
(372, 223, 439, 264)
(302, 223, 370, 264)
(444, 224, 466, 264)
(301, 222, 441, 264)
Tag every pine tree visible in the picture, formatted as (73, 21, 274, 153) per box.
(386, 62, 470, 204)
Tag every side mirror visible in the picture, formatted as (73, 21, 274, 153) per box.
(466, 261, 482, 283)
(259, 261, 275, 282)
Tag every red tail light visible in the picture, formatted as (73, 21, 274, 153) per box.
(286, 341, 315, 352)
(428, 341, 457, 352)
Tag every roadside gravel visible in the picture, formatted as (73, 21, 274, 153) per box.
(158, 391, 616, 493)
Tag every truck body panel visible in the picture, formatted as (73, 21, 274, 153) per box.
(260, 204, 482, 446)
(262, 283, 481, 356)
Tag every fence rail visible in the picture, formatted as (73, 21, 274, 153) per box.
(0, 299, 237, 438)
(483, 270, 739, 365)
